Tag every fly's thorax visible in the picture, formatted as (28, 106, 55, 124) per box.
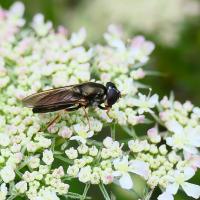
(89, 93, 107, 107)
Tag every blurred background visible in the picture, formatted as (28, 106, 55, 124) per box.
(1, 0, 200, 104)
(0, 1, 200, 199)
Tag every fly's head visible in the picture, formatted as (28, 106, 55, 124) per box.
(105, 82, 121, 108)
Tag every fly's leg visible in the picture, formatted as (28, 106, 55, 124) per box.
(65, 104, 82, 112)
(82, 107, 91, 130)
(47, 105, 81, 129)
(47, 113, 61, 129)
(98, 105, 111, 118)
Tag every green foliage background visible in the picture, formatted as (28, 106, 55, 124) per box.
(0, 1, 200, 199)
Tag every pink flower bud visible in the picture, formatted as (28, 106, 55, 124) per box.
(147, 127, 158, 138)
(57, 26, 68, 36)
(131, 36, 145, 48)
(135, 115, 145, 123)
(147, 127, 161, 143)
(58, 126, 72, 139)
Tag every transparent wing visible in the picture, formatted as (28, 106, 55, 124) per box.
(22, 85, 85, 108)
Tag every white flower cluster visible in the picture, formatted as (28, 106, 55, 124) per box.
(21, 166, 69, 200)
(0, 2, 200, 200)
(66, 137, 149, 189)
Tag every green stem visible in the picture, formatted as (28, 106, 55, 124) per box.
(7, 195, 17, 200)
(122, 126, 138, 138)
(81, 183, 91, 200)
(99, 183, 111, 200)
(15, 170, 22, 178)
(144, 188, 154, 200)
(87, 139, 102, 147)
(66, 192, 91, 199)
(54, 155, 73, 164)
(111, 123, 116, 140)
(111, 192, 116, 200)
(150, 112, 165, 126)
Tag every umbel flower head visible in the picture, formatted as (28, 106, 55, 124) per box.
(0, 2, 200, 200)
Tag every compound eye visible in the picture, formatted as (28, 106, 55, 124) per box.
(107, 88, 120, 107)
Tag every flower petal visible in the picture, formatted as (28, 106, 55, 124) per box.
(182, 182, 200, 199)
(158, 191, 174, 200)
(149, 94, 158, 106)
(184, 167, 195, 181)
(119, 173, 133, 190)
(165, 120, 183, 135)
(70, 136, 86, 144)
(183, 146, 198, 154)
(129, 160, 149, 179)
(166, 183, 179, 195)
(112, 171, 121, 177)
(166, 137, 173, 146)
(87, 131, 94, 138)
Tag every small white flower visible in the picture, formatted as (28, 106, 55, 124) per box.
(26, 141, 38, 153)
(52, 166, 64, 178)
(67, 165, 79, 177)
(10, 2, 25, 18)
(70, 27, 86, 46)
(0, 183, 7, 200)
(90, 172, 101, 184)
(168, 151, 181, 164)
(77, 144, 88, 154)
(101, 169, 114, 185)
(103, 137, 114, 148)
(147, 127, 161, 143)
(39, 165, 50, 175)
(89, 146, 98, 157)
(56, 182, 69, 195)
(185, 154, 200, 170)
(159, 144, 168, 155)
(0, 165, 15, 183)
(32, 13, 52, 36)
(128, 140, 148, 153)
(65, 147, 78, 160)
(42, 150, 54, 165)
(22, 171, 35, 182)
(162, 167, 200, 199)
(28, 157, 40, 169)
(101, 160, 112, 170)
(90, 118, 103, 132)
(37, 137, 51, 149)
(58, 126, 73, 139)
(78, 165, 91, 183)
(70, 123, 94, 144)
(130, 68, 145, 80)
(0, 133, 10, 147)
(101, 148, 111, 159)
(132, 93, 158, 114)
(166, 120, 200, 154)
(52, 72, 68, 87)
(158, 191, 174, 200)
(113, 156, 149, 189)
(160, 96, 172, 109)
(35, 190, 59, 200)
(15, 181, 27, 194)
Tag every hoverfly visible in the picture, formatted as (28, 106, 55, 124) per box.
(22, 82, 121, 127)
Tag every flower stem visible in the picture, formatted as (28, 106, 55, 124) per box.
(81, 183, 91, 200)
(66, 192, 91, 199)
(111, 123, 116, 140)
(144, 188, 154, 200)
(99, 183, 111, 200)
(54, 154, 73, 164)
